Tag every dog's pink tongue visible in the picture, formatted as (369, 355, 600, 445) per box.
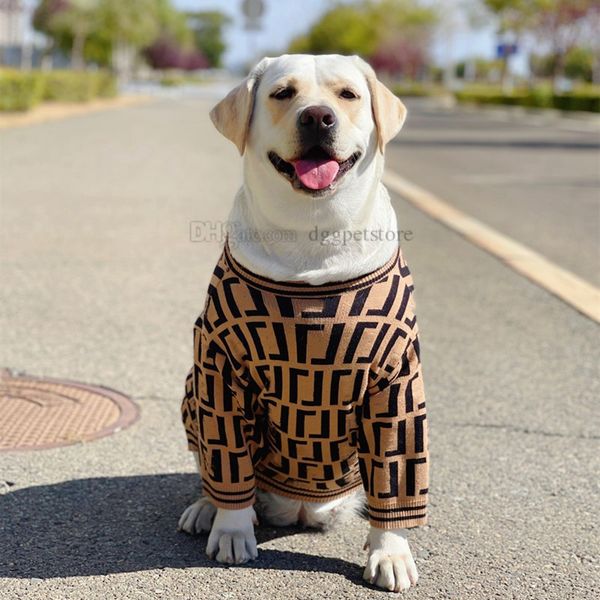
(294, 159, 340, 190)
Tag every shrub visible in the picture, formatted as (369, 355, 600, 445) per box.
(93, 71, 118, 98)
(160, 74, 185, 87)
(392, 82, 442, 97)
(454, 85, 600, 113)
(159, 73, 204, 87)
(42, 71, 100, 102)
(0, 70, 44, 111)
(523, 87, 553, 109)
(0, 69, 118, 112)
(552, 90, 600, 113)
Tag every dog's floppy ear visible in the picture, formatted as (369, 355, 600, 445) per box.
(352, 56, 407, 153)
(210, 57, 272, 155)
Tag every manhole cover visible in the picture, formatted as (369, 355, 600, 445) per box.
(0, 369, 139, 451)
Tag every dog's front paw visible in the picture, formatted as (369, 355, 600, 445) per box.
(206, 506, 259, 565)
(363, 527, 418, 593)
(178, 496, 217, 534)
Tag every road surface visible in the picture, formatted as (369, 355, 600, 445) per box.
(388, 99, 600, 286)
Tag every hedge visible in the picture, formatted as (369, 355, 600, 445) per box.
(95, 71, 118, 98)
(0, 69, 118, 112)
(42, 70, 118, 102)
(392, 82, 442, 97)
(454, 86, 600, 113)
(160, 74, 186, 87)
(0, 71, 44, 111)
(552, 90, 600, 113)
(159, 73, 204, 87)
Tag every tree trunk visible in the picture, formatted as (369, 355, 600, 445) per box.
(501, 55, 514, 93)
(71, 27, 86, 71)
(41, 39, 55, 72)
(552, 54, 563, 88)
(593, 53, 600, 85)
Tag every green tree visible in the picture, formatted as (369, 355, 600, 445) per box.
(367, 0, 438, 78)
(33, 0, 101, 70)
(482, 0, 600, 84)
(530, 47, 594, 82)
(97, 0, 160, 51)
(33, 0, 200, 71)
(186, 11, 230, 68)
(288, 0, 436, 60)
(288, 4, 380, 56)
(530, 0, 600, 83)
(368, 0, 438, 37)
(481, 0, 535, 86)
(564, 47, 594, 81)
(155, 0, 193, 47)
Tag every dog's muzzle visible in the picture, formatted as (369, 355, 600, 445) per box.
(268, 146, 361, 195)
(297, 105, 337, 147)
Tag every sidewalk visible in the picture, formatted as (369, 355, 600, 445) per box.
(1, 96, 598, 599)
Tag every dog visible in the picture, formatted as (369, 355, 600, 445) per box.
(178, 54, 429, 593)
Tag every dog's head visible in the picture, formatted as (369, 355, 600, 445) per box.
(210, 54, 406, 199)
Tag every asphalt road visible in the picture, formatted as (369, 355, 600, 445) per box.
(388, 99, 600, 287)
(1, 92, 599, 600)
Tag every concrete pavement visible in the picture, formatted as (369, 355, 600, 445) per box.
(1, 94, 599, 599)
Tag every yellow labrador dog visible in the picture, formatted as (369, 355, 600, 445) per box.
(179, 54, 429, 593)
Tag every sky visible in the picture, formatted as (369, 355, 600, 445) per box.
(173, 0, 518, 71)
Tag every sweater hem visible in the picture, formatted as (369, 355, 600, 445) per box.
(256, 477, 364, 503)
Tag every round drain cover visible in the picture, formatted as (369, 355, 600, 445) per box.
(0, 369, 139, 451)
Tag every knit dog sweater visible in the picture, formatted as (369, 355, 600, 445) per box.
(181, 243, 429, 529)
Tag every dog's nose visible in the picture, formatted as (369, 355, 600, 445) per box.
(298, 105, 337, 133)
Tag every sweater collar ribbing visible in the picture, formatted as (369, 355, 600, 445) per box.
(223, 241, 400, 297)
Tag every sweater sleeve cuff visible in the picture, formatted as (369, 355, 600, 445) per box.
(368, 501, 428, 530)
(201, 480, 256, 510)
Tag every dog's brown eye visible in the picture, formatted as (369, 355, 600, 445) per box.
(271, 87, 296, 100)
(340, 89, 358, 100)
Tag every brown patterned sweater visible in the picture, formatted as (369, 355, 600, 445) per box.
(181, 243, 429, 529)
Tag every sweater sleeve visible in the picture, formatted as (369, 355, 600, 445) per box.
(357, 334, 429, 529)
(192, 322, 260, 510)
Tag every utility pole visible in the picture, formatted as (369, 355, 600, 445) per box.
(20, 0, 34, 70)
(241, 0, 265, 69)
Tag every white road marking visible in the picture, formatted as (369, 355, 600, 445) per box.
(383, 170, 600, 324)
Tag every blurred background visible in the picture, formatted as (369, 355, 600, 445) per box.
(0, 0, 599, 108)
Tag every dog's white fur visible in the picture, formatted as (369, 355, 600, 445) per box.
(222, 54, 406, 285)
(179, 54, 419, 593)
